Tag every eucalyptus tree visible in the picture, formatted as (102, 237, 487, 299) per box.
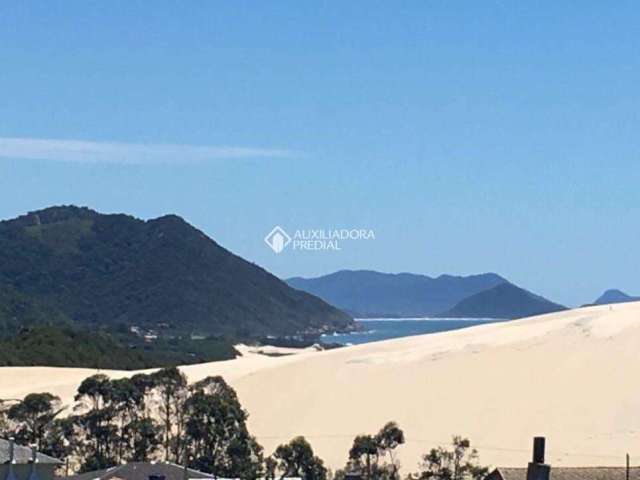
(413, 437, 488, 480)
(349, 435, 378, 480)
(273, 436, 327, 480)
(151, 367, 188, 462)
(375, 422, 405, 479)
(73, 374, 119, 471)
(41, 416, 77, 464)
(7, 392, 65, 452)
(124, 416, 161, 462)
(1, 368, 271, 478)
(343, 422, 405, 480)
(69, 373, 161, 468)
(184, 376, 263, 479)
(107, 376, 161, 462)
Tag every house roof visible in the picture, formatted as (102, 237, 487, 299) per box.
(0, 438, 63, 465)
(64, 462, 213, 480)
(489, 467, 640, 480)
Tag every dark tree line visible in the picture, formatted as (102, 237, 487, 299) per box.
(0, 371, 486, 480)
(0, 368, 264, 477)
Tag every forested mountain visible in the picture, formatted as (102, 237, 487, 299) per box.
(0, 283, 72, 336)
(0, 206, 352, 345)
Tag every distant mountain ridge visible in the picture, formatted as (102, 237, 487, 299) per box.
(593, 289, 640, 306)
(287, 270, 566, 319)
(0, 206, 352, 338)
(287, 270, 507, 317)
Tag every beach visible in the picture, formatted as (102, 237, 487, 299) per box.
(1, 302, 639, 471)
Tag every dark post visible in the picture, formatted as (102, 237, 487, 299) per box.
(526, 437, 550, 480)
(627, 454, 630, 480)
(8, 437, 16, 465)
(30, 446, 38, 478)
(533, 437, 546, 464)
(7, 438, 16, 480)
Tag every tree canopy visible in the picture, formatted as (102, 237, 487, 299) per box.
(1, 373, 486, 480)
(412, 436, 488, 480)
(273, 436, 327, 480)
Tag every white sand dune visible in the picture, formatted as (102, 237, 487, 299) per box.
(2, 302, 640, 472)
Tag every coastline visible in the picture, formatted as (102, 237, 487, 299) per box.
(2, 302, 639, 470)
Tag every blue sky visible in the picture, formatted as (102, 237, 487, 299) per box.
(1, 1, 639, 306)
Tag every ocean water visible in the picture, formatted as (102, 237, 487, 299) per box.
(320, 318, 503, 345)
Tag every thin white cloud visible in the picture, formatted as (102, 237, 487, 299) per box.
(0, 137, 297, 164)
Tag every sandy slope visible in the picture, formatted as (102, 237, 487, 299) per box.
(2, 302, 640, 472)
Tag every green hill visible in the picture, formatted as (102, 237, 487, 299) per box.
(441, 283, 567, 319)
(0, 206, 352, 338)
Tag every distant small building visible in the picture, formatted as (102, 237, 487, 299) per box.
(0, 438, 62, 480)
(63, 462, 213, 480)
